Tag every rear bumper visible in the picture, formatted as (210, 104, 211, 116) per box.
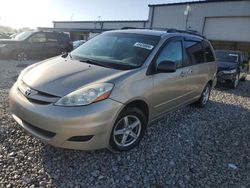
(9, 83, 124, 150)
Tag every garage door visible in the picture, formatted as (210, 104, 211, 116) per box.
(203, 17, 250, 42)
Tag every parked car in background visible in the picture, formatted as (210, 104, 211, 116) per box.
(0, 30, 73, 61)
(0, 32, 10, 39)
(10, 29, 217, 152)
(73, 40, 86, 49)
(215, 50, 249, 89)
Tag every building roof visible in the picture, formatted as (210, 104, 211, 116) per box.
(53, 20, 147, 23)
(148, 0, 248, 7)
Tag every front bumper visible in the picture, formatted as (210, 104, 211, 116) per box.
(0, 47, 12, 58)
(9, 83, 124, 150)
(217, 72, 235, 83)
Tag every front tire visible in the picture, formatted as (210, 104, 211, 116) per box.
(14, 49, 28, 61)
(109, 107, 147, 152)
(240, 73, 247, 81)
(230, 73, 240, 89)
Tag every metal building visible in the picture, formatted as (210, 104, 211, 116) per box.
(41, 0, 250, 53)
(147, 0, 250, 53)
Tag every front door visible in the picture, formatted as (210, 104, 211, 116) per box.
(152, 38, 193, 118)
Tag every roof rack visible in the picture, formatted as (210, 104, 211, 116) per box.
(122, 27, 206, 38)
(37, 28, 67, 33)
(166, 28, 206, 38)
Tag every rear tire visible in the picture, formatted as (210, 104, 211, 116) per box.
(109, 107, 147, 152)
(194, 83, 211, 108)
(59, 48, 68, 55)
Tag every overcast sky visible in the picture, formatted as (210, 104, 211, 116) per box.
(0, 0, 194, 29)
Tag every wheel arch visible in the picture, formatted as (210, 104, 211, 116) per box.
(121, 99, 150, 124)
(12, 48, 29, 60)
(207, 80, 213, 87)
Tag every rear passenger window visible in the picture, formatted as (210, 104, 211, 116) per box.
(156, 40, 183, 68)
(47, 33, 58, 42)
(202, 41, 215, 62)
(184, 40, 205, 64)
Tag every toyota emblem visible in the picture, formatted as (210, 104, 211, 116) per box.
(24, 88, 32, 96)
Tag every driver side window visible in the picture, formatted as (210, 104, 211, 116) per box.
(156, 40, 183, 68)
(29, 33, 46, 43)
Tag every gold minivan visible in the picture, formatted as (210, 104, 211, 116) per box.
(10, 29, 217, 152)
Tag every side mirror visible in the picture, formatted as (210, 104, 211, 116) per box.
(157, 60, 176, 73)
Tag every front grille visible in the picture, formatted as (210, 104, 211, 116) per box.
(22, 119, 56, 139)
(18, 81, 60, 104)
(26, 98, 52, 105)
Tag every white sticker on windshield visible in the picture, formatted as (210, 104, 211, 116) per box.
(229, 54, 238, 57)
(134, 42, 154, 50)
(229, 54, 239, 61)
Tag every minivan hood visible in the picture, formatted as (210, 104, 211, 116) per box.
(216, 61, 237, 71)
(22, 57, 125, 97)
(0, 39, 19, 44)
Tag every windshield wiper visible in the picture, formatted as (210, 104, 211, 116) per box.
(79, 58, 111, 68)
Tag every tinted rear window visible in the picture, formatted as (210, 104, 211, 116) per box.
(215, 51, 239, 63)
(184, 40, 205, 64)
(46, 33, 58, 42)
(57, 33, 69, 41)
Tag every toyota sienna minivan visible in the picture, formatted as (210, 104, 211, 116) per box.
(9, 29, 217, 152)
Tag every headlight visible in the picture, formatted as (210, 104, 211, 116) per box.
(222, 69, 237, 74)
(0, 44, 6, 48)
(55, 83, 114, 106)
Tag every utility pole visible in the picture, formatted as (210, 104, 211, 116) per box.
(184, 5, 191, 30)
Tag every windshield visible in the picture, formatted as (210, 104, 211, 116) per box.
(71, 33, 160, 69)
(215, 51, 239, 63)
(14, 31, 33, 40)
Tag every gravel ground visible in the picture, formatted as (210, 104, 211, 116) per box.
(0, 60, 250, 188)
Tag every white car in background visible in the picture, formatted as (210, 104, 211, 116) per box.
(73, 40, 86, 49)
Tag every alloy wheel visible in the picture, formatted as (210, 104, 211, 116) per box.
(113, 115, 142, 147)
(17, 51, 28, 61)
